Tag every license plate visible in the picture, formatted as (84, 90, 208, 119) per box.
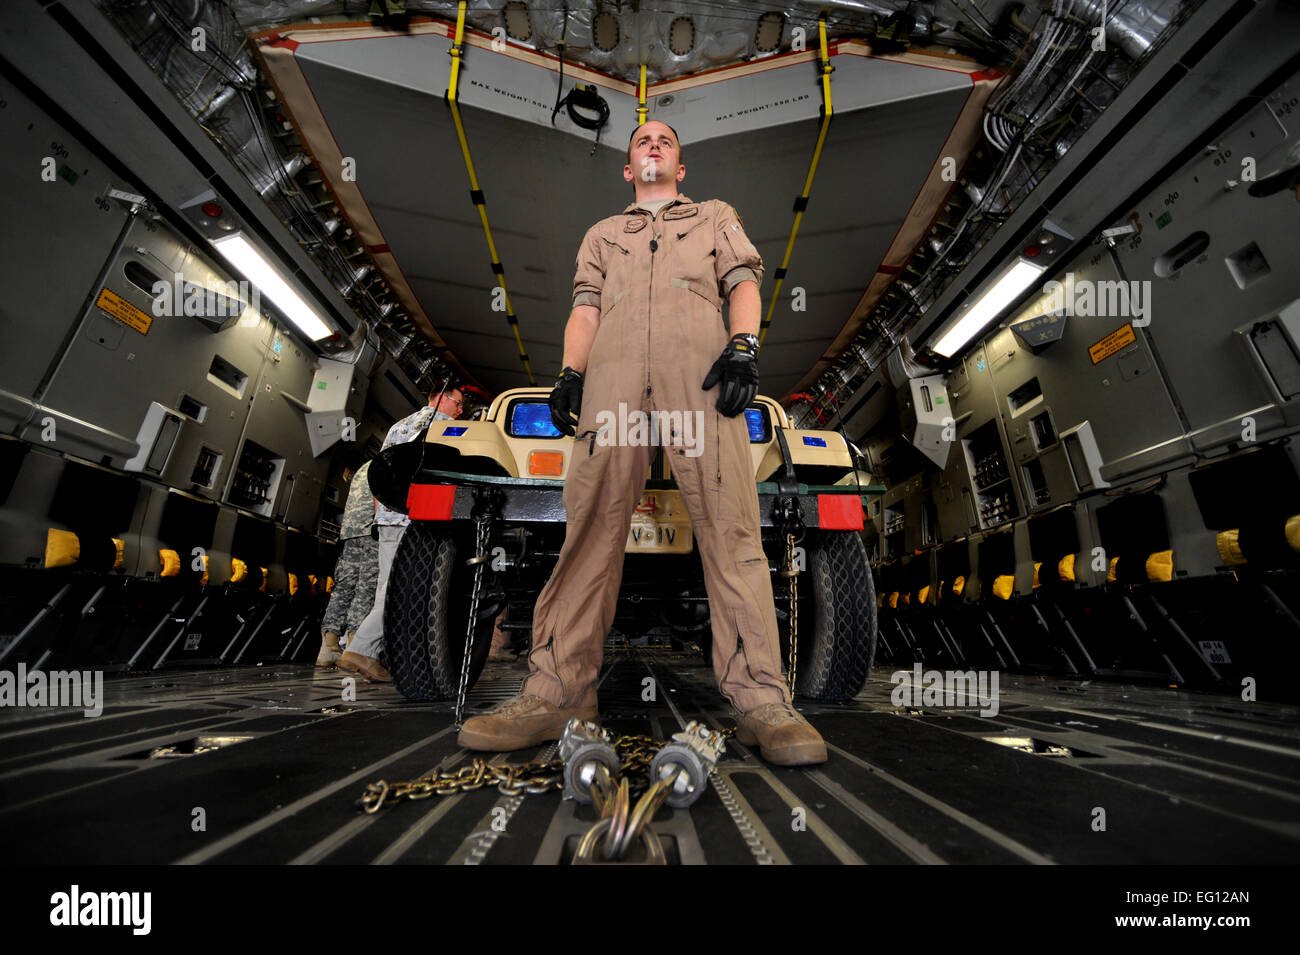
(625, 492, 691, 553)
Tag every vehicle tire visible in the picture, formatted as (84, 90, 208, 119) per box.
(384, 522, 495, 701)
(785, 530, 878, 701)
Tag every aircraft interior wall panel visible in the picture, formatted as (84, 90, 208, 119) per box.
(1068, 502, 1103, 590)
(1158, 468, 1226, 581)
(130, 484, 170, 579)
(0, 76, 135, 405)
(999, 253, 1194, 485)
(932, 441, 975, 545)
(1069, 500, 1105, 591)
(877, 479, 902, 560)
(1011, 518, 1036, 598)
(898, 474, 927, 554)
(205, 507, 239, 587)
(1106, 74, 1300, 447)
(989, 313, 1157, 504)
(33, 217, 275, 477)
(240, 333, 332, 530)
(929, 358, 977, 542)
(0, 446, 64, 567)
(945, 344, 1027, 536)
(368, 356, 425, 424)
(114, 473, 151, 580)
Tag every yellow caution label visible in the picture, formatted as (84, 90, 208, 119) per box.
(96, 287, 153, 335)
(1088, 322, 1136, 364)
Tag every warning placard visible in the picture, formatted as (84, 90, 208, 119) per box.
(1088, 322, 1136, 364)
(95, 288, 153, 335)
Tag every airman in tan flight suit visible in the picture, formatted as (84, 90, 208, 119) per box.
(459, 121, 826, 765)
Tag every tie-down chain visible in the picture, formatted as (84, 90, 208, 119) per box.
(359, 718, 729, 865)
(455, 487, 505, 729)
(562, 718, 726, 864)
(773, 494, 805, 698)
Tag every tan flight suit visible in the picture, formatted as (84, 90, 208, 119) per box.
(522, 194, 792, 714)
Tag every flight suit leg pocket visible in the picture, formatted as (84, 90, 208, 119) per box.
(668, 444, 714, 529)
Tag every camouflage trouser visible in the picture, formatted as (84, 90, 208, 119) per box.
(322, 535, 379, 636)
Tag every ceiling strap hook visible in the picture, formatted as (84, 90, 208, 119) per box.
(442, 0, 536, 385)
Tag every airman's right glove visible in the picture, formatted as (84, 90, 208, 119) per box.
(549, 366, 584, 435)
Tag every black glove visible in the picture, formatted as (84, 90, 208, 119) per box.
(701, 334, 759, 417)
(549, 366, 585, 435)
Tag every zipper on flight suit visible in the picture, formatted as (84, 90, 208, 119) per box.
(721, 630, 791, 710)
(528, 633, 566, 703)
(646, 221, 658, 399)
(716, 419, 721, 485)
(669, 213, 720, 484)
(674, 216, 711, 241)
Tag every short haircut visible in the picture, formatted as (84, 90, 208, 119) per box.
(626, 121, 683, 166)
(428, 377, 461, 403)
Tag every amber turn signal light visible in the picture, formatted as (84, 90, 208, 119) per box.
(529, 451, 564, 476)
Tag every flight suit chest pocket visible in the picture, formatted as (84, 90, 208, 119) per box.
(601, 235, 631, 256)
(668, 214, 718, 309)
(599, 234, 632, 311)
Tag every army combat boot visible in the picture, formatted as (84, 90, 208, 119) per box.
(337, 650, 391, 683)
(735, 702, 827, 766)
(316, 631, 342, 667)
(458, 694, 598, 751)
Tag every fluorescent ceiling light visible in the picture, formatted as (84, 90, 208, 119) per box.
(211, 233, 334, 341)
(931, 259, 1046, 358)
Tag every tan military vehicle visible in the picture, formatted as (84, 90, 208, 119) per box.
(371, 388, 880, 704)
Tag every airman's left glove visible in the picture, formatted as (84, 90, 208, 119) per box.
(702, 333, 759, 417)
(549, 366, 584, 435)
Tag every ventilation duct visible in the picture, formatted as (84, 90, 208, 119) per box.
(886, 340, 934, 389)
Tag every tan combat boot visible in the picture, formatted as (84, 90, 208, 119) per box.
(487, 615, 515, 661)
(735, 701, 827, 766)
(315, 631, 342, 667)
(458, 694, 598, 751)
(337, 651, 391, 683)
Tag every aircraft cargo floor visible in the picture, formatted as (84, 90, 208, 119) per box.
(3, 648, 1297, 865)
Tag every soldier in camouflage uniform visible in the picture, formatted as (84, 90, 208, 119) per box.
(317, 460, 379, 666)
(337, 381, 464, 682)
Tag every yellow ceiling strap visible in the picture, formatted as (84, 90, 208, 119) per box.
(638, 65, 647, 125)
(445, 0, 536, 384)
(761, 17, 833, 346)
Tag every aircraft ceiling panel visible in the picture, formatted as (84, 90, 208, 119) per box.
(288, 29, 976, 400)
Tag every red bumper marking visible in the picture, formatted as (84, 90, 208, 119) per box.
(407, 484, 455, 521)
(817, 494, 863, 531)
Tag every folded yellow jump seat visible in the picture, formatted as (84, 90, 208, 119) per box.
(44, 529, 128, 572)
